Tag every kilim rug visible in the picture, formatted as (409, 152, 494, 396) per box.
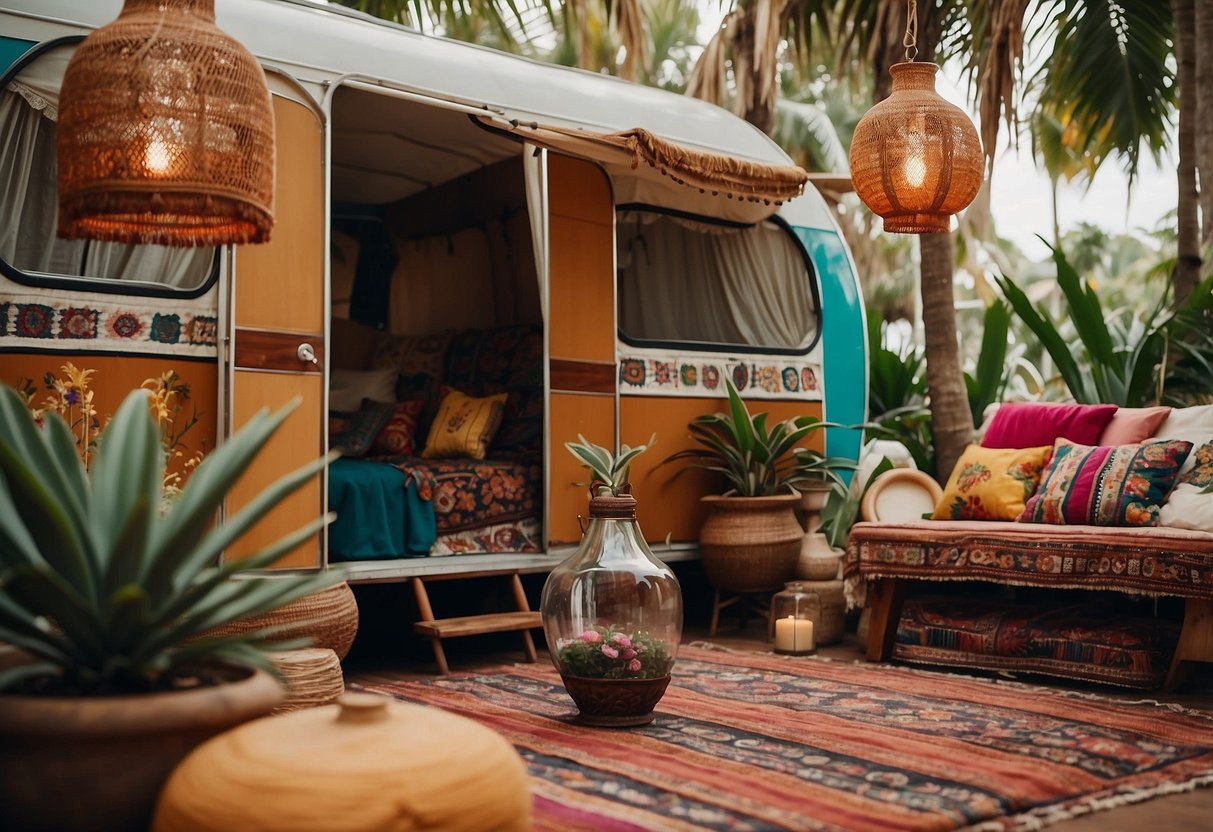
(357, 645, 1213, 831)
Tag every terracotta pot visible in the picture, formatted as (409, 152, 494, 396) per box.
(698, 493, 803, 593)
(0, 666, 283, 832)
(559, 674, 673, 727)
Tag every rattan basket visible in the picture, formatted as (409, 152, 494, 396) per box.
(698, 494, 803, 593)
(208, 582, 359, 660)
(268, 648, 345, 714)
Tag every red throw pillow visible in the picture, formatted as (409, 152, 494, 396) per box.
(369, 399, 424, 456)
(981, 402, 1117, 449)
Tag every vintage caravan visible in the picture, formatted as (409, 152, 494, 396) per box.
(0, 0, 867, 583)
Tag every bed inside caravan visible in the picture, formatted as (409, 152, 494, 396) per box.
(324, 85, 544, 560)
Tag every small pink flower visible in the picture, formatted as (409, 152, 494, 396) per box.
(601, 645, 619, 659)
(622, 649, 636, 660)
(579, 630, 602, 644)
(627, 659, 642, 672)
(610, 634, 632, 648)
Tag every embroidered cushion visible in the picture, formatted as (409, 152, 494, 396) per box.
(932, 444, 1052, 521)
(421, 389, 508, 461)
(1157, 440, 1213, 533)
(1098, 406, 1172, 445)
(981, 402, 1117, 449)
(369, 399, 425, 457)
(1020, 438, 1192, 526)
(330, 399, 395, 457)
(329, 366, 397, 412)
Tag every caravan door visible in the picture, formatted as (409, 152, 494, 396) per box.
(223, 76, 328, 569)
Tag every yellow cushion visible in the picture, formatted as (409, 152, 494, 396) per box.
(932, 444, 1052, 521)
(421, 390, 507, 460)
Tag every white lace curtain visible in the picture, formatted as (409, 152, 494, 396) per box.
(617, 211, 817, 350)
(0, 45, 210, 288)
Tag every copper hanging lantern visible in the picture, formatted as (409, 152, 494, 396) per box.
(848, 2, 982, 234)
(57, 0, 275, 247)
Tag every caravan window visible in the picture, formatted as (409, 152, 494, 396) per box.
(616, 209, 819, 354)
(0, 42, 214, 294)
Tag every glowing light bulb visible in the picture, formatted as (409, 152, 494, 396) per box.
(144, 138, 172, 175)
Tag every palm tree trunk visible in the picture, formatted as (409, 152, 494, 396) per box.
(1197, 0, 1213, 272)
(919, 232, 971, 482)
(1173, 0, 1201, 304)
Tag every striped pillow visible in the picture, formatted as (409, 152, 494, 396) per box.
(1020, 438, 1192, 526)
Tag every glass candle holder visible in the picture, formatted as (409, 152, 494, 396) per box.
(771, 581, 820, 656)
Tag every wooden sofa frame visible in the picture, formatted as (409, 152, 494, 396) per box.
(847, 520, 1213, 691)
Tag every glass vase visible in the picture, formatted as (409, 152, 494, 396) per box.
(540, 489, 682, 727)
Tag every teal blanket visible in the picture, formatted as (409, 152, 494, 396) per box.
(327, 458, 436, 560)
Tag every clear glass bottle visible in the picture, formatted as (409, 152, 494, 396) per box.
(771, 581, 820, 655)
(540, 489, 682, 726)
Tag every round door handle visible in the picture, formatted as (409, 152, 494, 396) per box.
(297, 343, 319, 365)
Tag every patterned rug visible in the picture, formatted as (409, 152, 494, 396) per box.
(357, 645, 1213, 831)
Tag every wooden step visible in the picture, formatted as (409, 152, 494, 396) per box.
(413, 611, 543, 640)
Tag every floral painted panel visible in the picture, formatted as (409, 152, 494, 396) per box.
(618, 351, 822, 400)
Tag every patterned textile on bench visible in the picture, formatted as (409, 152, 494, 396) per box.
(894, 596, 1181, 689)
(845, 520, 1213, 606)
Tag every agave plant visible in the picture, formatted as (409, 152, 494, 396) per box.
(664, 378, 854, 497)
(565, 433, 656, 496)
(0, 385, 341, 695)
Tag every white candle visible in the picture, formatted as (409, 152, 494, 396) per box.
(774, 615, 814, 653)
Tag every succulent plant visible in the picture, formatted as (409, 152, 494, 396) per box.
(0, 385, 341, 695)
(564, 433, 656, 496)
(664, 378, 856, 496)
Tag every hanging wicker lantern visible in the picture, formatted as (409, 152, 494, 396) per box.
(849, 61, 982, 234)
(57, 0, 274, 247)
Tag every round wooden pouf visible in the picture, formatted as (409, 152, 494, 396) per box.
(153, 693, 531, 832)
(207, 582, 359, 660)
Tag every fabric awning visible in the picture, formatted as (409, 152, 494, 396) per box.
(485, 119, 809, 224)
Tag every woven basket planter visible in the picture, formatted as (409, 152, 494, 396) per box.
(268, 648, 345, 714)
(207, 582, 359, 660)
(697, 494, 803, 593)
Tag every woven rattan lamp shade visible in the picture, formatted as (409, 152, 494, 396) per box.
(849, 62, 982, 234)
(56, 0, 274, 247)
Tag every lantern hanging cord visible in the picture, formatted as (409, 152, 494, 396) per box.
(903, 0, 918, 62)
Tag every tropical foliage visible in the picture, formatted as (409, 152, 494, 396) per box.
(997, 244, 1213, 407)
(0, 387, 340, 695)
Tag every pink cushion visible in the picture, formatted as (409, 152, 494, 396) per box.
(1098, 406, 1172, 445)
(981, 402, 1117, 449)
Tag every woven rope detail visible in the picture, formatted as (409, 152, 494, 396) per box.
(849, 62, 982, 233)
(268, 648, 345, 713)
(56, 0, 274, 246)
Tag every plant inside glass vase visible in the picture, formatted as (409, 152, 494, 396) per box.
(555, 625, 674, 680)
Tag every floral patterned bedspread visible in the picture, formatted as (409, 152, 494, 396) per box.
(374, 453, 542, 534)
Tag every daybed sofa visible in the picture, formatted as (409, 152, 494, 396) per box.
(325, 320, 544, 560)
(846, 401, 1213, 690)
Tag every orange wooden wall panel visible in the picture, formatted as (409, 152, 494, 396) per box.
(547, 155, 615, 363)
(233, 97, 325, 335)
(225, 371, 324, 568)
(621, 397, 824, 543)
(548, 392, 616, 546)
(0, 353, 217, 474)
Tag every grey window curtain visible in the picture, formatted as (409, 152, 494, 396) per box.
(617, 211, 817, 350)
(0, 45, 210, 289)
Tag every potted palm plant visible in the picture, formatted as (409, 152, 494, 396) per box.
(664, 378, 854, 596)
(0, 385, 341, 832)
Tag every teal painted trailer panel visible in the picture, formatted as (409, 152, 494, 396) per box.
(0, 37, 34, 74)
(795, 226, 867, 470)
